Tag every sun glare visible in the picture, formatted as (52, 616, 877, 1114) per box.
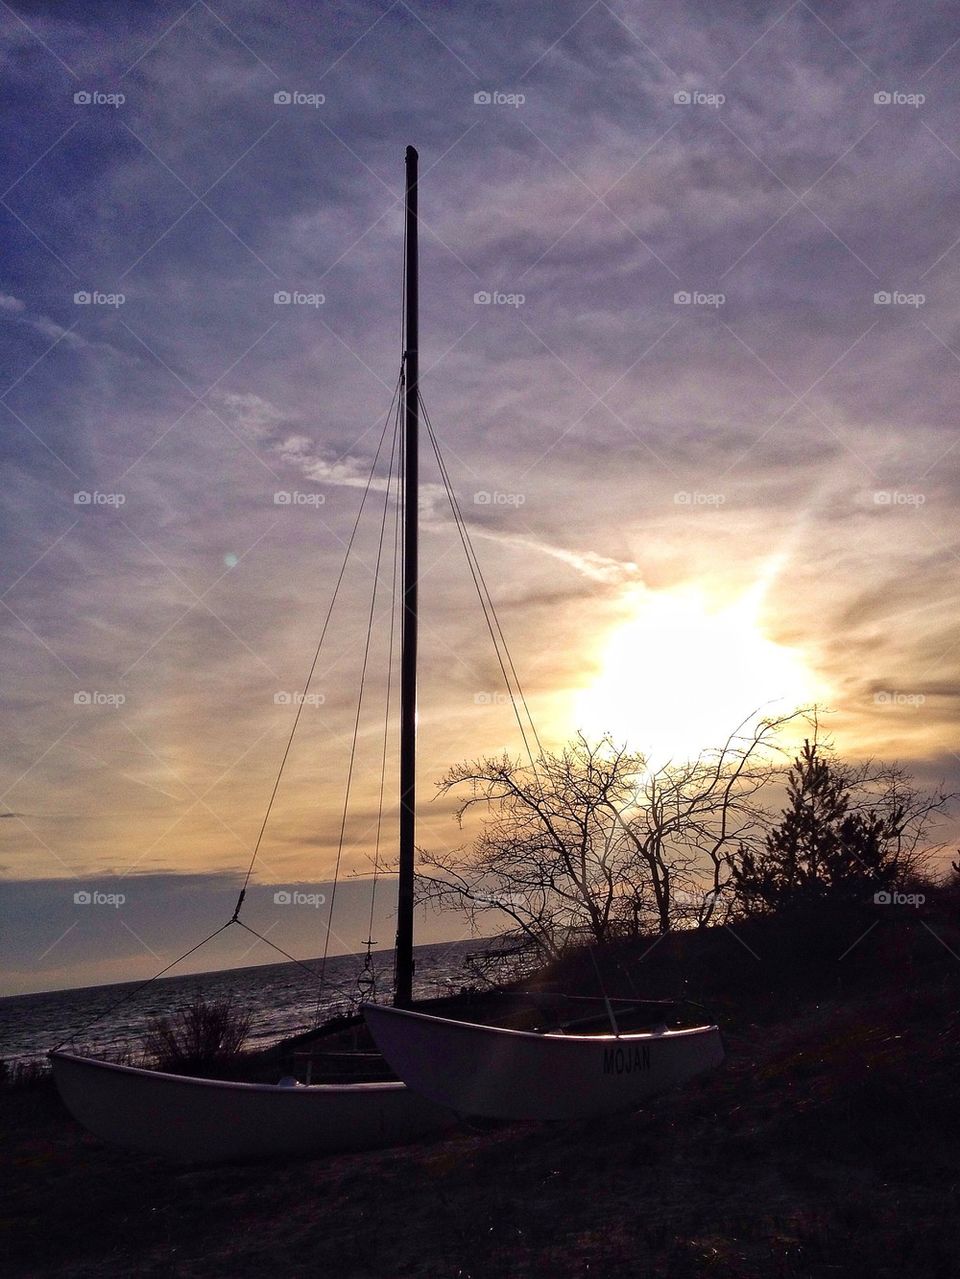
(573, 582, 820, 765)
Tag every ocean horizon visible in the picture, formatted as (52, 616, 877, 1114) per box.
(0, 937, 488, 1065)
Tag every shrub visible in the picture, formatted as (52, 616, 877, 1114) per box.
(142, 994, 252, 1075)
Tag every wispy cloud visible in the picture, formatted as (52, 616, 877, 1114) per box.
(2, 0, 959, 990)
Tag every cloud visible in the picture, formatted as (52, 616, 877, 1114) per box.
(0, 291, 84, 347)
(2, 0, 959, 999)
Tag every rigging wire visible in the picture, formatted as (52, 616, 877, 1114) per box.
(58, 321, 548, 1045)
(419, 393, 543, 771)
(312, 393, 404, 1025)
(52, 921, 235, 1050)
(359, 403, 404, 1003)
(233, 374, 403, 919)
(54, 377, 405, 1050)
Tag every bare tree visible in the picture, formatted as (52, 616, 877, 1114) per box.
(610, 711, 804, 933)
(418, 735, 639, 960)
(417, 711, 806, 956)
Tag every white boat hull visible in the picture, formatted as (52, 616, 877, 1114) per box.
(49, 1050, 455, 1162)
(364, 1005, 724, 1121)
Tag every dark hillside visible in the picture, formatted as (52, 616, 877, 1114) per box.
(4, 901, 959, 1277)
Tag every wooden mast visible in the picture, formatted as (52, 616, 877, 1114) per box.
(395, 145, 419, 1008)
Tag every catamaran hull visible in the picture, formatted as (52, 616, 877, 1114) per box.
(364, 1005, 724, 1121)
(49, 1050, 455, 1162)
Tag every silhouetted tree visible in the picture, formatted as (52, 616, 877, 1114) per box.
(731, 740, 949, 914)
(417, 713, 803, 956)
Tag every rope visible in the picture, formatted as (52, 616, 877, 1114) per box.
(359, 403, 404, 1003)
(55, 378, 405, 1052)
(52, 921, 235, 1050)
(313, 394, 404, 1024)
(420, 394, 543, 770)
(420, 393, 541, 760)
(233, 374, 403, 918)
(232, 920, 325, 978)
(588, 944, 620, 1037)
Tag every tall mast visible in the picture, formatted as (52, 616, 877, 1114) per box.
(395, 145, 419, 1008)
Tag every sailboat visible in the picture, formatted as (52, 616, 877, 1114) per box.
(50, 147, 725, 1154)
(363, 1003, 724, 1122)
(48, 146, 457, 1162)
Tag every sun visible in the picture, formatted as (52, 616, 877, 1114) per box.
(573, 581, 820, 765)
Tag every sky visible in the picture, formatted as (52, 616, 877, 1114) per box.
(1, 0, 959, 996)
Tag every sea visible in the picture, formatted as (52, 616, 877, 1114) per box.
(0, 939, 484, 1065)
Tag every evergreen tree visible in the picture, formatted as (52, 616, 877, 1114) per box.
(732, 740, 904, 914)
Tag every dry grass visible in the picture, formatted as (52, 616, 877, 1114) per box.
(3, 906, 958, 1277)
(141, 995, 252, 1076)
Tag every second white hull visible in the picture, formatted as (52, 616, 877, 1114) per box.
(364, 1004, 724, 1121)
